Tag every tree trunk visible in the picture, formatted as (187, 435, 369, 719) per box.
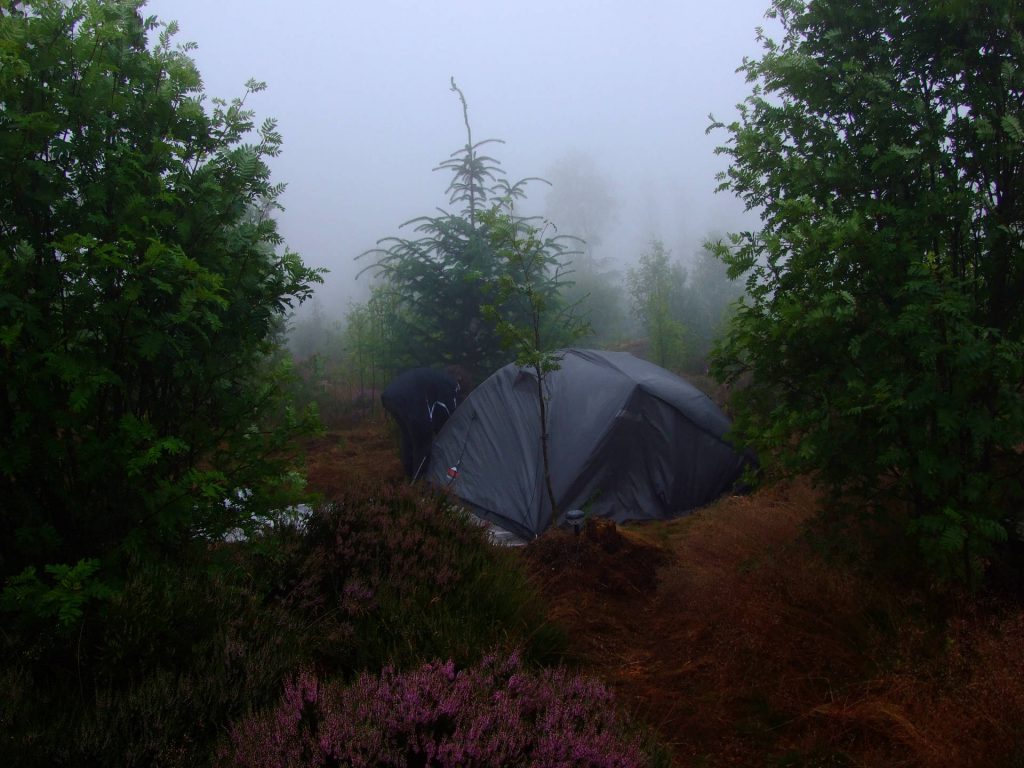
(535, 364, 559, 531)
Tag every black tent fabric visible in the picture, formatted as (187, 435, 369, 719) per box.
(424, 349, 755, 540)
(381, 368, 461, 479)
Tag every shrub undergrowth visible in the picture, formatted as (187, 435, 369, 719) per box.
(1, 484, 563, 767)
(276, 482, 566, 673)
(219, 652, 653, 768)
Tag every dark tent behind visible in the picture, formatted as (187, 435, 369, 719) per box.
(424, 349, 755, 540)
(381, 368, 461, 479)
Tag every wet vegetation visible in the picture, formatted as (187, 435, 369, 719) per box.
(2, 1, 1023, 766)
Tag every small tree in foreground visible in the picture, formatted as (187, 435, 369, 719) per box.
(480, 192, 589, 528)
(710, 0, 1024, 584)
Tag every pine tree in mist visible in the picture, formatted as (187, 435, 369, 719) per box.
(360, 80, 514, 381)
(363, 78, 593, 382)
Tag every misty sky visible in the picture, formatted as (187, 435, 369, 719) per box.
(143, 0, 775, 313)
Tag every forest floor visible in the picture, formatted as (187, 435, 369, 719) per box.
(300, 414, 1024, 768)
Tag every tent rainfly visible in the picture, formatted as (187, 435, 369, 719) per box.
(424, 348, 756, 540)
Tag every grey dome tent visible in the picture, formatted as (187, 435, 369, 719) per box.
(424, 348, 755, 540)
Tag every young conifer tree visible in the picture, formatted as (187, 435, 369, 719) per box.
(361, 80, 512, 380)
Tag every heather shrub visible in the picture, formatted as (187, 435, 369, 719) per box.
(1, 485, 561, 767)
(1, 548, 308, 768)
(280, 482, 564, 672)
(219, 652, 653, 768)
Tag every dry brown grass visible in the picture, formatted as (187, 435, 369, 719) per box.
(299, 416, 405, 500)
(301, 420, 1024, 768)
(524, 479, 1024, 767)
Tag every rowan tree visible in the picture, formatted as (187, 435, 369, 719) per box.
(480, 191, 588, 526)
(0, 1, 322, 599)
(711, 0, 1024, 583)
